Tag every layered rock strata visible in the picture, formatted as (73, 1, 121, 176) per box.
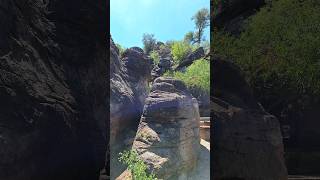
(132, 77, 201, 179)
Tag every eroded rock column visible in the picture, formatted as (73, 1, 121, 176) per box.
(132, 77, 201, 179)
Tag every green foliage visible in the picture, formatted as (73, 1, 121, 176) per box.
(119, 150, 157, 180)
(150, 50, 160, 65)
(171, 41, 192, 65)
(192, 8, 210, 44)
(184, 31, 195, 44)
(165, 59, 210, 95)
(213, 0, 320, 110)
(142, 33, 157, 55)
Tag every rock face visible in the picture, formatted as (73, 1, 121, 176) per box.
(151, 57, 173, 80)
(175, 47, 205, 71)
(110, 39, 152, 145)
(0, 1, 107, 180)
(212, 57, 288, 179)
(151, 45, 173, 80)
(213, 0, 266, 35)
(110, 37, 152, 179)
(132, 77, 201, 179)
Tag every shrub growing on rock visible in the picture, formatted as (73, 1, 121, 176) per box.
(213, 0, 320, 113)
(119, 150, 157, 180)
(171, 41, 193, 65)
(150, 50, 160, 65)
(165, 58, 210, 96)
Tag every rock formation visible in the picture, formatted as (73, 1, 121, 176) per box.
(212, 57, 288, 179)
(110, 38, 152, 179)
(175, 47, 205, 71)
(110, 40, 152, 145)
(151, 45, 173, 80)
(213, 0, 266, 35)
(151, 57, 173, 80)
(0, 1, 107, 180)
(132, 77, 201, 179)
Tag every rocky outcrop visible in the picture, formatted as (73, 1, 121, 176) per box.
(110, 38, 152, 179)
(110, 40, 152, 145)
(213, 0, 266, 35)
(132, 77, 201, 179)
(175, 47, 205, 71)
(212, 57, 288, 179)
(0, 1, 107, 180)
(151, 44, 173, 80)
(151, 57, 173, 80)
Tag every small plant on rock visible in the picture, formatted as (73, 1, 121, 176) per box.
(119, 150, 157, 180)
(150, 50, 160, 66)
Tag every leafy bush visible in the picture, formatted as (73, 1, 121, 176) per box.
(119, 150, 157, 180)
(213, 0, 320, 111)
(165, 59, 210, 95)
(150, 50, 160, 65)
(171, 41, 192, 65)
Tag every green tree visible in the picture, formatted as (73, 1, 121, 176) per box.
(192, 8, 210, 44)
(184, 31, 195, 44)
(142, 33, 157, 55)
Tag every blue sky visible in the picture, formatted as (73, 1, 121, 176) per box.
(111, 0, 210, 48)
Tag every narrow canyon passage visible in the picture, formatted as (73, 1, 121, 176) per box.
(110, 36, 211, 179)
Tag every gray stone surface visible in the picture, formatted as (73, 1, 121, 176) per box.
(0, 1, 107, 179)
(132, 77, 201, 179)
(212, 57, 288, 179)
(110, 39, 152, 145)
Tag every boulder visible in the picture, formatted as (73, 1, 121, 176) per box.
(151, 57, 173, 80)
(110, 40, 152, 145)
(175, 47, 205, 71)
(110, 38, 152, 179)
(0, 1, 107, 180)
(212, 57, 288, 179)
(132, 77, 201, 179)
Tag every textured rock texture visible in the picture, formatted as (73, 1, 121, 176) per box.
(0, 1, 107, 180)
(151, 57, 173, 80)
(132, 77, 201, 179)
(110, 38, 152, 179)
(213, 0, 266, 35)
(212, 57, 288, 179)
(110, 39, 152, 145)
(150, 43, 173, 80)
